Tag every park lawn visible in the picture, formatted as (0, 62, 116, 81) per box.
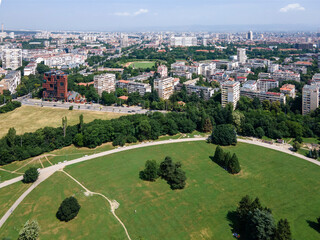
(61, 142, 320, 240)
(0, 105, 125, 138)
(0, 170, 22, 182)
(0, 171, 127, 240)
(129, 61, 155, 69)
(2, 142, 320, 239)
(303, 138, 319, 144)
(0, 182, 30, 219)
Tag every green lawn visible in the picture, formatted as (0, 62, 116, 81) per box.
(0, 172, 127, 240)
(129, 61, 155, 69)
(2, 142, 320, 239)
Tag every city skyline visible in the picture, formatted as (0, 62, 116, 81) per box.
(0, 0, 319, 32)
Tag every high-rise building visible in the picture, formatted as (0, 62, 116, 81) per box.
(42, 70, 68, 100)
(2, 49, 22, 70)
(120, 34, 129, 48)
(157, 65, 168, 78)
(94, 73, 116, 96)
(247, 31, 253, 40)
(221, 81, 240, 110)
(302, 85, 319, 115)
(154, 77, 175, 99)
(237, 48, 247, 64)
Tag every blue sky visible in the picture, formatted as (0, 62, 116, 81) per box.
(0, 0, 319, 31)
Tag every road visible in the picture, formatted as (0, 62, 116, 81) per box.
(1, 137, 320, 229)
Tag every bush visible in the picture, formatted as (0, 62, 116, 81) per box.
(23, 167, 39, 183)
(0, 101, 21, 114)
(139, 160, 159, 181)
(56, 197, 81, 222)
(292, 141, 300, 152)
(212, 147, 241, 174)
(18, 220, 40, 240)
(228, 153, 241, 174)
(69, 106, 73, 110)
(211, 124, 237, 146)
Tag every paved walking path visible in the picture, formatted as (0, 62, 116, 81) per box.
(0, 137, 319, 230)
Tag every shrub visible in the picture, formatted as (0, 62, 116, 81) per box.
(56, 197, 81, 222)
(69, 106, 73, 110)
(23, 167, 39, 183)
(18, 220, 40, 240)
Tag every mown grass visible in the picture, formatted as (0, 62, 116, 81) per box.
(2, 142, 320, 239)
(0, 171, 127, 240)
(0, 105, 125, 137)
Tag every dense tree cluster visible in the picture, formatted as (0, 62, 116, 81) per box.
(0, 101, 21, 114)
(210, 124, 237, 146)
(56, 197, 81, 222)
(159, 156, 187, 190)
(212, 146, 241, 174)
(22, 167, 39, 183)
(233, 195, 292, 240)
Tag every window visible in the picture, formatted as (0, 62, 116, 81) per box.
(60, 93, 64, 97)
(50, 84, 53, 88)
(60, 82, 64, 86)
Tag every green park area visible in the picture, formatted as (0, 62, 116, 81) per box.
(1, 141, 320, 239)
(129, 61, 155, 69)
(0, 105, 125, 138)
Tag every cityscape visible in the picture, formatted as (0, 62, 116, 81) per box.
(0, 0, 320, 240)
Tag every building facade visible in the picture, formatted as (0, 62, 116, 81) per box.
(94, 73, 116, 96)
(0, 71, 21, 94)
(157, 65, 168, 78)
(154, 77, 175, 99)
(221, 81, 240, 109)
(116, 80, 151, 96)
(280, 84, 296, 98)
(42, 70, 68, 100)
(2, 49, 22, 70)
(302, 85, 319, 115)
(237, 48, 247, 64)
(257, 79, 279, 92)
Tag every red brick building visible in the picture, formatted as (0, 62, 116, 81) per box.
(42, 70, 68, 100)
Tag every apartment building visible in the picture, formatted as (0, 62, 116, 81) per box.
(0, 71, 21, 94)
(116, 80, 151, 96)
(280, 84, 296, 98)
(302, 85, 319, 115)
(185, 85, 215, 100)
(94, 73, 116, 96)
(42, 70, 68, 100)
(240, 89, 286, 104)
(2, 49, 22, 70)
(221, 81, 240, 110)
(170, 37, 197, 47)
(154, 77, 175, 99)
(237, 48, 247, 64)
(24, 62, 37, 76)
(257, 79, 279, 92)
(157, 65, 168, 78)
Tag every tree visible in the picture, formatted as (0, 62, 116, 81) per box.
(202, 117, 213, 133)
(292, 141, 300, 152)
(211, 124, 237, 146)
(274, 219, 292, 240)
(159, 156, 175, 180)
(56, 197, 81, 222)
(246, 209, 276, 240)
(139, 160, 159, 181)
(213, 146, 225, 166)
(6, 127, 16, 147)
(79, 114, 84, 133)
(18, 220, 40, 240)
(62, 116, 67, 138)
(23, 168, 39, 183)
(73, 133, 84, 147)
(168, 167, 187, 190)
(36, 63, 50, 75)
(228, 153, 241, 174)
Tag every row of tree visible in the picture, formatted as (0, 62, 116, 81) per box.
(0, 101, 21, 114)
(212, 146, 241, 174)
(140, 156, 187, 190)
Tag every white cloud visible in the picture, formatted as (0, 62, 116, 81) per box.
(115, 9, 149, 17)
(280, 3, 305, 13)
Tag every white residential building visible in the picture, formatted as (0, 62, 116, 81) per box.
(302, 85, 319, 115)
(257, 79, 279, 92)
(94, 73, 116, 96)
(116, 80, 151, 96)
(221, 81, 240, 110)
(154, 77, 175, 99)
(24, 62, 37, 76)
(2, 49, 22, 70)
(157, 65, 168, 78)
(170, 37, 197, 47)
(237, 48, 247, 64)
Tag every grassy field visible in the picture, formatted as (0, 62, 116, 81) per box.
(0, 105, 125, 138)
(0, 172, 127, 240)
(129, 61, 155, 69)
(1, 142, 320, 239)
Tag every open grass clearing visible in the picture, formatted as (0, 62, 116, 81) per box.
(0, 105, 125, 138)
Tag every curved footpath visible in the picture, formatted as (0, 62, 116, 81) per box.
(0, 137, 319, 230)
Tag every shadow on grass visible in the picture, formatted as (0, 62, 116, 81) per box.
(307, 220, 320, 233)
(226, 210, 238, 233)
(209, 156, 228, 172)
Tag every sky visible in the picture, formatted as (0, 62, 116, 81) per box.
(0, 0, 319, 31)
